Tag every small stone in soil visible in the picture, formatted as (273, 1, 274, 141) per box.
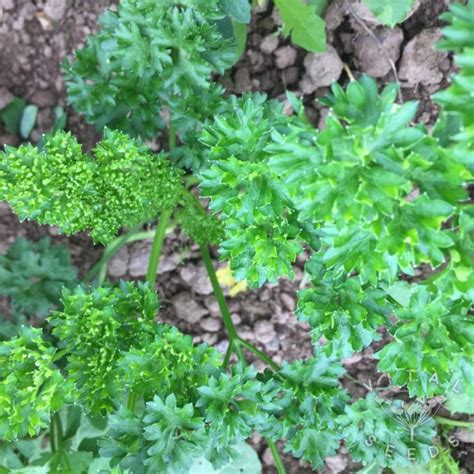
(399, 28, 447, 87)
(180, 264, 213, 295)
(299, 45, 343, 94)
(0, 87, 14, 109)
(173, 292, 208, 324)
(274, 45, 297, 69)
(325, 454, 348, 473)
(354, 26, 404, 78)
(280, 292, 296, 311)
(234, 67, 253, 93)
(199, 317, 222, 333)
(44, 0, 73, 21)
(108, 246, 129, 278)
(255, 320, 277, 345)
(260, 34, 279, 54)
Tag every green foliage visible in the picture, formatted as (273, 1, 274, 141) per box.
(201, 78, 471, 288)
(219, 0, 251, 23)
(362, 0, 415, 27)
(2, 1, 474, 473)
(19, 105, 38, 139)
(49, 281, 158, 414)
(119, 324, 221, 404)
(0, 129, 182, 244)
(63, 0, 236, 140)
(264, 351, 348, 468)
(274, 0, 326, 52)
(0, 237, 77, 319)
(200, 94, 306, 287)
(377, 286, 473, 398)
(338, 393, 436, 467)
(434, 1, 474, 140)
(297, 256, 389, 356)
(0, 96, 26, 134)
(0, 327, 71, 441)
(175, 191, 224, 245)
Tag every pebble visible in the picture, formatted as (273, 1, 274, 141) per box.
(262, 448, 275, 466)
(325, 454, 348, 473)
(129, 244, 152, 277)
(2, 0, 14, 10)
(107, 246, 129, 278)
(260, 35, 279, 54)
(231, 313, 242, 325)
(173, 292, 208, 324)
(234, 67, 253, 92)
(282, 66, 299, 85)
(44, 0, 72, 22)
(299, 45, 343, 94)
(199, 317, 222, 332)
(399, 28, 447, 86)
(274, 45, 297, 69)
(201, 333, 218, 345)
(204, 296, 220, 315)
(280, 292, 296, 312)
(0, 87, 14, 110)
(354, 26, 404, 78)
(215, 339, 229, 354)
(180, 264, 213, 295)
(30, 90, 57, 108)
(255, 320, 277, 345)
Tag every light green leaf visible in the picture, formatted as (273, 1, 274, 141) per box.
(385, 281, 413, 307)
(446, 392, 474, 415)
(220, 0, 251, 23)
(20, 105, 38, 139)
(190, 442, 261, 473)
(0, 97, 26, 134)
(233, 21, 248, 58)
(357, 462, 383, 474)
(362, 0, 415, 27)
(308, 0, 329, 16)
(275, 0, 326, 52)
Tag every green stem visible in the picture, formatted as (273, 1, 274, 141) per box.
(238, 338, 280, 371)
(50, 416, 56, 453)
(168, 124, 176, 151)
(85, 229, 156, 282)
(53, 412, 64, 452)
(192, 195, 286, 472)
(268, 439, 286, 474)
(435, 416, 474, 428)
(127, 392, 138, 412)
(146, 209, 173, 286)
(223, 340, 234, 369)
(61, 450, 72, 472)
(199, 243, 245, 362)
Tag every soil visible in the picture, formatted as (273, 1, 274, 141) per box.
(0, 1, 472, 473)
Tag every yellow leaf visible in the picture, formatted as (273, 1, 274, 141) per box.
(216, 265, 248, 296)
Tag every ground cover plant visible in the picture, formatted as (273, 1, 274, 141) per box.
(0, 0, 473, 473)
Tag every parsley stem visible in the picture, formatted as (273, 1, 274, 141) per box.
(169, 124, 176, 151)
(200, 244, 286, 472)
(199, 243, 245, 362)
(54, 411, 64, 452)
(50, 415, 56, 453)
(127, 391, 138, 412)
(85, 228, 156, 282)
(435, 416, 474, 428)
(237, 338, 280, 371)
(268, 439, 286, 474)
(223, 340, 234, 368)
(146, 208, 173, 286)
